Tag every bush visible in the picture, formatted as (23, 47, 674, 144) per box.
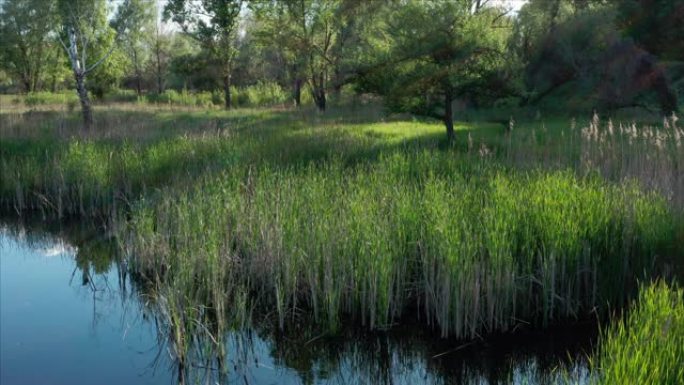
(102, 89, 138, 103)
(233, 82, 289, 107)
(145, 90, 217, 108)
(24, 91, 79, 106)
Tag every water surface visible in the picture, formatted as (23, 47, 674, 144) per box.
(0, 224, 594, 385)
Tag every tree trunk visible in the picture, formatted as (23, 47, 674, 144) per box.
(75, 73, 93, 130)
(314, 87, 326, 111)
(156, 54, 164, 94)
(333, 66, 342, 99)
(22, 76, 32, 93)
(444, 88, 455, 141)
(133, 49, 142, 96)
(313, 73, 326, 112)
(223, 74, 232, 109)
(154, 24, 165, 95)
(136, 73, 142, 96)
(293, 78, 302, 107)
(157, 71, 164, 94)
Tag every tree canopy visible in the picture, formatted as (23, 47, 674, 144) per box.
(1, 0, 681, 133)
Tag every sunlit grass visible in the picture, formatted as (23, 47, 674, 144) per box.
(125, 151, 678, 338)
(1, 104, 682, 346)
(591, 281, 684, 384)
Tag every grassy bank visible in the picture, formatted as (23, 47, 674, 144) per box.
(2, 105, 683, 336)
(1, 102, 682, 380)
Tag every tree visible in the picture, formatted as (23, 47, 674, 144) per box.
(250, 1, 306, 106)
(43, 42, 73, 92)
(167, 34, 202, 91)
(514, 1, 678, 113)
(164, 0, 243, 109)
(0, 0, 58, 92)
(150, 18, 173, 94)
(57, 0, 129, 129)
(361, 0, 509, 140)
(112, 0, 155, 96)
(251, 0, 371, 111)
(286, 0, 361, 111)
(616, 0, 684, 62)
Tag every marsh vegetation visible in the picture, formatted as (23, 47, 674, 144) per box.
(1, 0, 683, 384)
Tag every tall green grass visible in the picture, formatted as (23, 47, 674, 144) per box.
(126, 151, 677, 338)
(591, 281, 684, 384)
(2, 104, 682, 342)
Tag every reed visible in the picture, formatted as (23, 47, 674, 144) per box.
(591, 281, 684, 384)
(2, 104, 682, 340)
(125, 151, 678, 338)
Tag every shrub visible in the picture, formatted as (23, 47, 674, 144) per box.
(24, 91, 78, 106)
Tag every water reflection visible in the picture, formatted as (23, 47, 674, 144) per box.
(0, 220, 595, 385)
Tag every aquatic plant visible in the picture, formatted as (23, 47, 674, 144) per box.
(591, 281, 684, 385)
(126, 151, 678, 338)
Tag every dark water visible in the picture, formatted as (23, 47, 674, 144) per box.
(0, 223, 595, 385)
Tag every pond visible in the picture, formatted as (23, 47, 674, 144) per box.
(0, 223, 595, 385)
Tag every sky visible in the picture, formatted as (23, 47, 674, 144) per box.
(506, 0, 529, 13)
(111, 0, 530, 30)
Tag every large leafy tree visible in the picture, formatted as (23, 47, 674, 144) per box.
(0, 0, 58, 92)
(513, 0, 678, 113)
(112, 0, 155, 96)
(150, 15, 173, 94)
(616, 0, 684, 62)
(164, 0, 243, 109)
(361, 0, 509, 140)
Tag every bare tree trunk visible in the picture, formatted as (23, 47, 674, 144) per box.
(132, 48, 142, 96)
(318, 88, 326, 111)
(313, 87, 326, 111)
(444, 87, 454, 141)
(157, 71, 164, 94)
(75, 73, 93, 130)
(154, 25, 165, 94)
(312, 73, 326, 112)
(156, 51, 164, 94)
(22, 77, 32, 93)
(136, 74, 142, 96)
(223, 73, 232, 109)
(293, 78, 302, 107)
(333, 66, 342, 99)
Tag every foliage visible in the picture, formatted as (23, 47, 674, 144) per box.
(358, 0, 511, 136)
(112, 0, 156, 95)
(0, 0, 59, 92)
(615, 0, 684, 62)
(164, 0, 243, 108)
(56, 0, 128, 95)
(513, 0, 679, 113)
(24, 91, 79, 106)
(593, 281, 684, 384)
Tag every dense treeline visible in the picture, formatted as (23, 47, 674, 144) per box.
(1, 0, 682, 134)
